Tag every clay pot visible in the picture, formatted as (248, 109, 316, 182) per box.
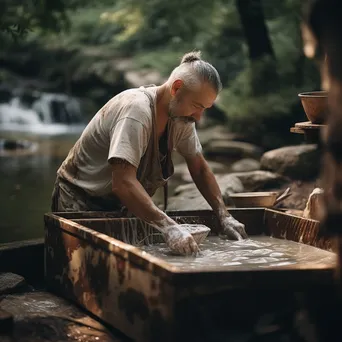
(298, 91, 328, 124)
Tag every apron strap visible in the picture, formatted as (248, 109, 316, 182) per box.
(163, 182, 168, 211)
(140, 86, 170, 212)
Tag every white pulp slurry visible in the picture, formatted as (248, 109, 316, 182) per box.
(139, 236, 336, 271)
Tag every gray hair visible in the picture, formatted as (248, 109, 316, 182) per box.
(168, 51, 222, 93)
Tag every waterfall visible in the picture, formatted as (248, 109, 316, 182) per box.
(0, 88, 86, 135)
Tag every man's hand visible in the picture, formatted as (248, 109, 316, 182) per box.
(164, 225, 200, 256)
(218, 215, 248, 241)
(185, 154, 247, 240)
(111, 158, 199, 255)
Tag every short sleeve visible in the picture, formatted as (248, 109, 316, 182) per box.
(108, 118, 149, 168)
(176, 122, 202, 157)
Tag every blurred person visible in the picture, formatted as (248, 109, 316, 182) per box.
(300, 3, 342, 342)
(303, 0, 342, 233)
(51, 51, 247, 255)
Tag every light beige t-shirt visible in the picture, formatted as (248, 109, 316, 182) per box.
(57, 86, 202, 197)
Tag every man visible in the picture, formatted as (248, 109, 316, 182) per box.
(51, 51, 247, 255)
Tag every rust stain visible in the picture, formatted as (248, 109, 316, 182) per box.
(44, 209, 336, 341)
(150, 279, 157, 291)
(118, 288, 149, 324)
(58, 140, 81, 181)
(117, 258, 126, 285)
(100, 102, 111, 117)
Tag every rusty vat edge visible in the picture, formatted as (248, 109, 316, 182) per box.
(44, 209, 336, 286)
(44, 213, 179, 280)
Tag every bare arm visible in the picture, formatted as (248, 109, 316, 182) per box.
(110, 158, 199, 254)
(106, 108, 199, 254)
(110, 158, 176, 231)
(185, 153, 228, 221)
(186, 153, 247, 239)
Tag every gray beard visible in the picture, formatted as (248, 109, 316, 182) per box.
(168, 111, 195, 123)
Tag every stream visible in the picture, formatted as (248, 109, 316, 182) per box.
(0, 133, 80, 243)
(0, 90, 87, 243)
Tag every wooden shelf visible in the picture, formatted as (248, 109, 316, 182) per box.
(290, 121, 326, 144)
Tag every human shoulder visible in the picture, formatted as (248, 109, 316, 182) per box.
(173, 120, 196, 137)
(115, 88, 154, 126)
(100, 88, 153, 130)
(118, 88, 153, 110)
(172, 120, 202, 156)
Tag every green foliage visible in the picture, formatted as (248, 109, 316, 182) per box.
(210, 0, 320, 148)
(48, 7, 123, 47)
(132, 49, 190, 76)
(0, 0, 117, 39)
(0, 0, 321, 148)
(0, 0, 70, 39)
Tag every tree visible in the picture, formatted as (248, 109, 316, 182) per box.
(0, 0, 106, 39)
(235, 0, 278, 94)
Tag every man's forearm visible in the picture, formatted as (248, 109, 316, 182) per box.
(186, 155, 247, 240)
(190, 165, 230, 221)
(113, 179, 177, 233)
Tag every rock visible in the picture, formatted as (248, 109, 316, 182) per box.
(167, 195, 210, 211)
(0, 273, 27, 295)
(174, 174, 243, 197)
(169, 171, 288, 210)
(230, 158, 260, 172)
(260, 144, 320, 180)
(0, 308, 13, 334)
(204, 140, 263, 159)
(173, 161, 227, 182)
(275, 180, 318, 210)
(124, 69, 165, 88)
(114, 58, 166, 87)
(197, 104, 228, 129)
(169, 174, 244, 210)
(221, 171, 288, 192)
(197, 126, 239, 147)
(0, 139, 39, 157)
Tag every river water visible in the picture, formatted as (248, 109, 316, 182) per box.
(0, 132, 82, 243)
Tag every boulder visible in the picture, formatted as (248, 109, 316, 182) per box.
(260, 144, 320, 180)
(115, 58, 165, 88)
(221, 170, 288, 192)
(275, 180, 319, 210)
(197, 126, 238, 147)
(173, 161, 228, 182)
(124, 69, 165, 88)
(230, 158, 260, 172)
(0, 273, 27, 295)
(204, 140, 263, 159)
(169, 174, 243, 210)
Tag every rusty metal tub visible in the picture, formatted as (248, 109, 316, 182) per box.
(44, 208, 337, 342)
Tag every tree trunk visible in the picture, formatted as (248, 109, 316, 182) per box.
(235, 0, 277, 94)
(235, 0, 274, 60)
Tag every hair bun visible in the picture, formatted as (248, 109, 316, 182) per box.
(181, 51, 202, 64)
